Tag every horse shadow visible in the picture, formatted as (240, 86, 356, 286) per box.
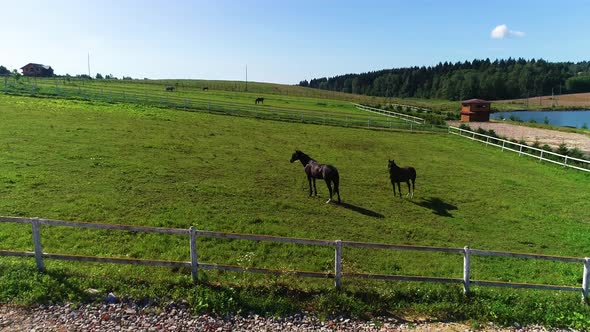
(340, 202, 384, 218)
(411, 197, 457, 217)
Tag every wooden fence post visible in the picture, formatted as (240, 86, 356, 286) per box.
(190, 226, 198, 282)
(32, 218, 45, 272)
(583, 258, 590, 303)
(463, 246, 470, 294)
(335, 240, 342, 289)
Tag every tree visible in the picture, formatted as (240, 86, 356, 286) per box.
(11, 69, 21, 83)
(300, 58, 587, 100)
(565, 75, 590, 93)
(95, 73, 103, 79)
(0, 65, 9, 76)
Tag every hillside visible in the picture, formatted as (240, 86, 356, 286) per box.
(497, 91, 590, 109)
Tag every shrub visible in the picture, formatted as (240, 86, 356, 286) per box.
(568, 148, 585, 159)
(459, 123, 471, 131)
(556, 143, 569, 156)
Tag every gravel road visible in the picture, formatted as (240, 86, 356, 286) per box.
(0, 302, 572, 332)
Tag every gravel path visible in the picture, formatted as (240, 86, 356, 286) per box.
(448, 121, 590, 155)
(0, 303, 571, 332)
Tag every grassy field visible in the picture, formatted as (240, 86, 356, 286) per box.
(1, 93, 590, 328)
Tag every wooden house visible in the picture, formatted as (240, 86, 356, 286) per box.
(460, 99, 491, 122)
(20, 63, 54, 77)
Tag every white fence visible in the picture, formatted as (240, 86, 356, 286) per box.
(354, 104, 426, 124)
(448, 126, 590, 172)
(1, 216, 590, 301)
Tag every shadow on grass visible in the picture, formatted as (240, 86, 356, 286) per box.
(411, 197, 458, 217)
(339, 202, 384, 218)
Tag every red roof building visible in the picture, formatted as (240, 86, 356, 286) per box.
(460, 99, 491, 122)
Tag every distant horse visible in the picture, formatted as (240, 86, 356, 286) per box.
(388, 159, 416, 199)
(202, 87, 208, 91)
(290, 150, 341, 204)
(255, 97, 264, 104)
(165, 86, 175, 92)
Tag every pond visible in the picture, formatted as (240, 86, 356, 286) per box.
(490, 110, 590, 129)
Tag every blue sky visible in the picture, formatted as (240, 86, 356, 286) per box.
(1, 0, 589, 84)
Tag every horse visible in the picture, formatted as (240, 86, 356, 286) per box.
(165, 86, 175, 92)
(202, 87, 208, 91)
(255, 97, 264, 104)
(388, 159, 416, 199)
(290, 150, 341, 204)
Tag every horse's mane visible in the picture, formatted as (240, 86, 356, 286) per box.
(388, 160, 399, 171)
(297, 150, 315, 162)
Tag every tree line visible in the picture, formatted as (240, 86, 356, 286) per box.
(299, 58, 590, 100)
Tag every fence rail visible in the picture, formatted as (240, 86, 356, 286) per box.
(1, 216, 589, 301)
(448, 126, 590, 172)
(354, 104, 426, 124)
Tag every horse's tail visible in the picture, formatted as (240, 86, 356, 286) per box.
(333, 168, 340, 193)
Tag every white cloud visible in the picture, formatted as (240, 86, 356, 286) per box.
(491, 24, 525, 39)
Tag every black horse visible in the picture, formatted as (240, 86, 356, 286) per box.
(290, 150, 341, 204)
(165, 86, 175, 92)
(202, 87, 208, 91)
(388, 159, 416, 199)
(255, 97, 264, 104)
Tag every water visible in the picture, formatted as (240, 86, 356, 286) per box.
(490, 110, 590, 129)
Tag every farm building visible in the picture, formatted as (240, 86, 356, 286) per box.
(20, 63, 54, 77)
(460, 98, 491, 122)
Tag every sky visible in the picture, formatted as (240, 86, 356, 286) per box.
(1, 0, 589, 84)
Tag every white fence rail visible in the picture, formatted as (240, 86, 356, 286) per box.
(354, 104, 426, 124)
(1, 216, 590, 301)
(448, 126, 590, 172)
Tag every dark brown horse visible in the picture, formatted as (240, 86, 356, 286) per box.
(202, 87, 208, 91)
(255, 97, 264, 104)
(165, 85, 175, 92)
(290, 150, 341, 204)
(388, 159, 416, 199)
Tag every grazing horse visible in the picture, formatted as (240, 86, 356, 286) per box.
(290, 150, 341, 204)
(202, 87, 208, 91)
(255, 97, 264, 104)
(165, 86, 175, 92)
(388, 159, 416, 199)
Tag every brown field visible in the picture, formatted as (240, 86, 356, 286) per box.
(496, 92, 590, 109)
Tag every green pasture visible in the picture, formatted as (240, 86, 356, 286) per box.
(1, 94, 590, 327)
(2, 76, 383, 116)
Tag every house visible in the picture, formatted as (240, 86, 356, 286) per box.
(460, 99, 491, 122)
(20, 63, 54, 77)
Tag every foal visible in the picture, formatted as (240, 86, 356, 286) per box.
(388, 159, 416, 199)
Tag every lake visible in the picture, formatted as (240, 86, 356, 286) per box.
(490, 110, 590, 128)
